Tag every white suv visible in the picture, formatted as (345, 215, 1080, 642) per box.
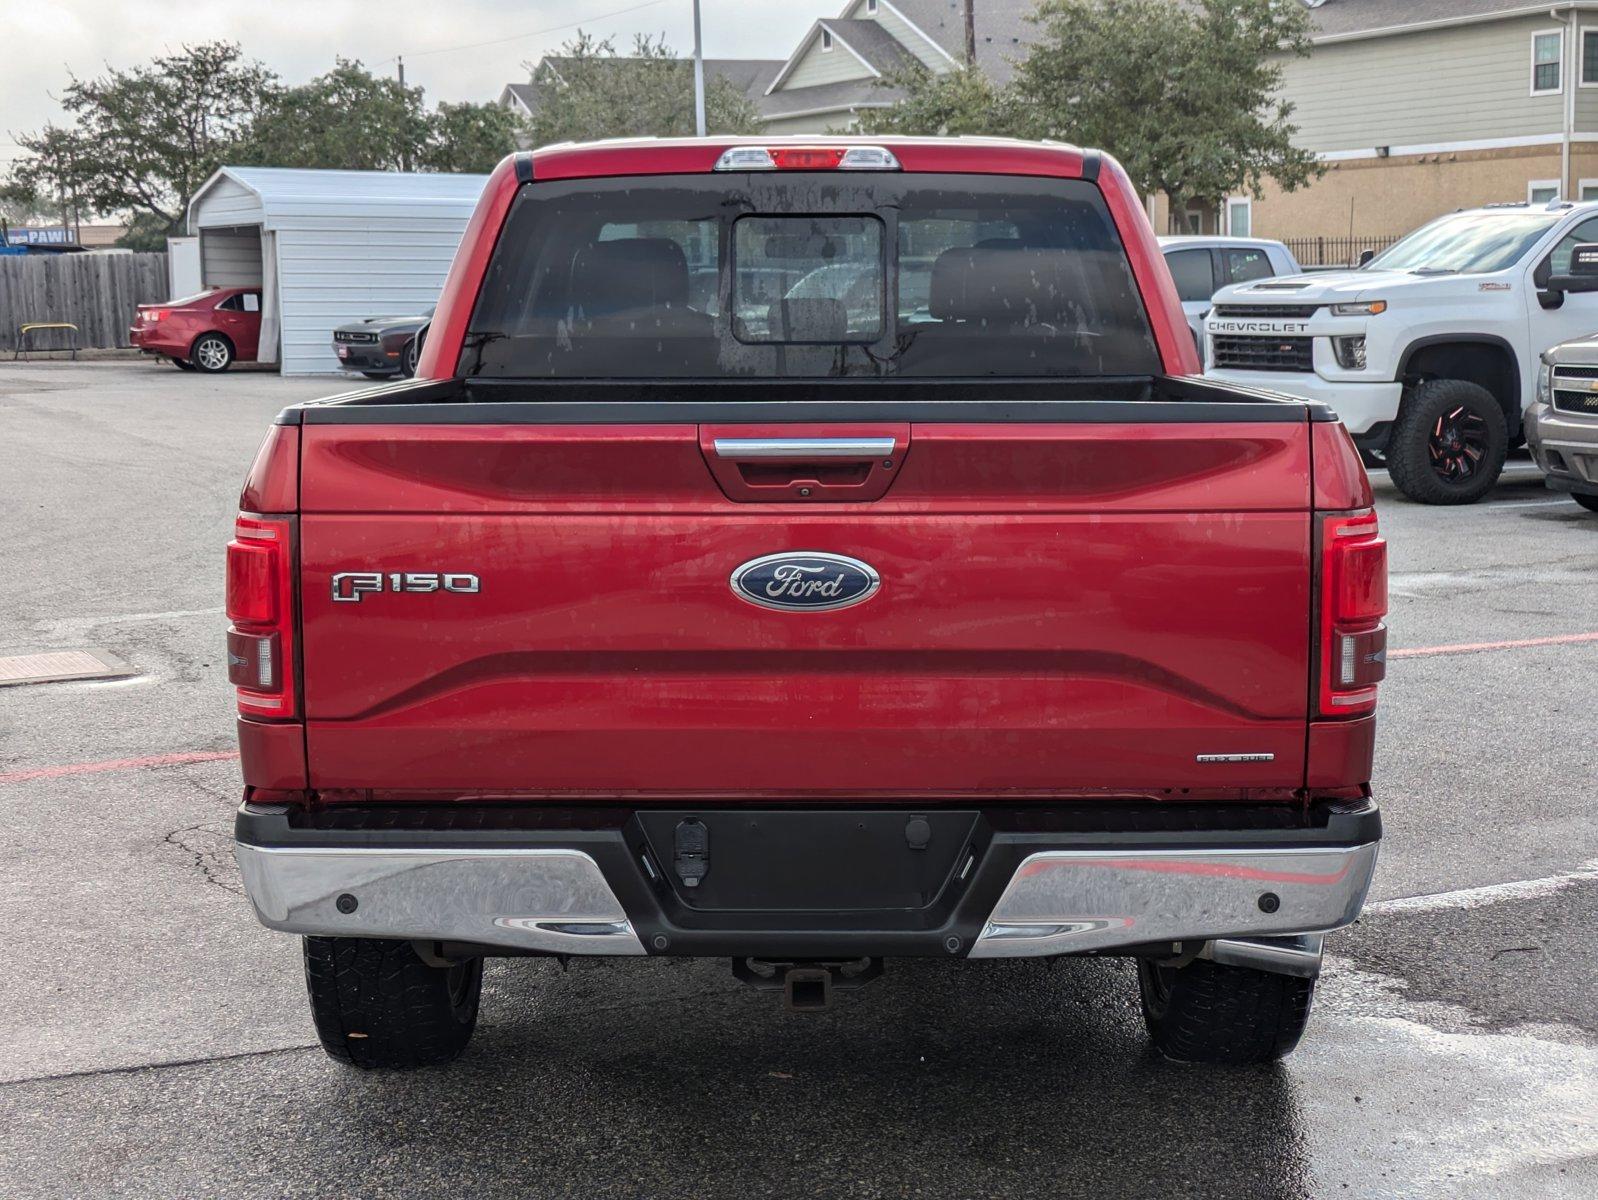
(1203, 200, 1598, 504)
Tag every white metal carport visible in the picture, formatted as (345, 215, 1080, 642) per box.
(186, 167, 488, 374)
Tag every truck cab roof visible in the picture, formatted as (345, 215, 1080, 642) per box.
(515, 135, 1097, 182)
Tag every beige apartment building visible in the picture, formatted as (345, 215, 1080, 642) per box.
(1249, 1, 1598, 250)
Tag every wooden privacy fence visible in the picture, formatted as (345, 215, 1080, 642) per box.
(0, 252, 169, 353)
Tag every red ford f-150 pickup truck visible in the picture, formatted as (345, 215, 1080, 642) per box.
(228, 137, 1386, 1069)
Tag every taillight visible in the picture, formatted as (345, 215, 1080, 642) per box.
(149, 308, 171, 322)
(226, 515, 296, 719)
(713, 145, 901, 172)
(1318, 509, 1387, 717)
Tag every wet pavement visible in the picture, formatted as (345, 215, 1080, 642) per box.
(1, 361, 1594, 1198)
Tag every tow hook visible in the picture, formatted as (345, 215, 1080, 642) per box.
(731, 958, 885, 1012)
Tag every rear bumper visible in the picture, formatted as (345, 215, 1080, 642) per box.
(129, 328, 186, 356)
(235, 799, 1379, 967)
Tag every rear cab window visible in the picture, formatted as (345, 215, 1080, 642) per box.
(463, 174, 1160, 379)
(1164, 249, 1216, 303)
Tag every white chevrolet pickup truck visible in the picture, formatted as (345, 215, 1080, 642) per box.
(1204, 200, 1598, 504)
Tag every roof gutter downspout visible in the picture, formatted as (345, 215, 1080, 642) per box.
(1562, 5, 1577, 200)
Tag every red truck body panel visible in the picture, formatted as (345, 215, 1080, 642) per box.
(241, 137, 1380, 807)
(293, 419, 1314, 798)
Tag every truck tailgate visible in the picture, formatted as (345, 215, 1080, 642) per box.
(297, 417, 1312, 797)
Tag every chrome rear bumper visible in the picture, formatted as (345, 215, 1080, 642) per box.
(234, 801, 1379, 975)
(966, 844, 1377, 966)
(234, 845, 646, 955)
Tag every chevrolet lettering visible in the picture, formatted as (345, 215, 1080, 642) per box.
(1206, 319, 1311, 335)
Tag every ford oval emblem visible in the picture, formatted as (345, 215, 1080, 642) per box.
(730, 551, 881, 612)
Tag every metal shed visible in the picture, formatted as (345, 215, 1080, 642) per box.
(186, 167, 488, 374)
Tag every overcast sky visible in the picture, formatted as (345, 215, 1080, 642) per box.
(0, 1, 829, 167)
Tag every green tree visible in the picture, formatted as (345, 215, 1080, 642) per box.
(862, 0, 1320, 225)
(243, 59, 432, 172)
(1013, 0, 1321, 223)
(857, 64, 1020, 137)
(522, 32, 762, 146)
(422, 101, 525, 173)
(3, 127, 86, 228)
(7, 42, 275, 240)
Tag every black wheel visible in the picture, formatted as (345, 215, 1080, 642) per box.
(190, 333, 234, 373)
(302, 937, 482, 1069)
(361, 371, 394, 380)
(170, 357, 196, 371)
(1137, 958, 1315, 1065)
(400, 338, 419, 378)
(1573, 493, 1598, 513)
(1386, 379, 1507, 505)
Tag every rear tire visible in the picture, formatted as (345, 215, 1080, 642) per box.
(1573, 493, 1598, 513)
(190, 333, 234, 373)
(1137, 958, 1315, 1065)
(302, 937, 482, 1069)
(1386, 379, 1507, 505)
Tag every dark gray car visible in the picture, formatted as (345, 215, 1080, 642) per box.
(332, 307, 433, 379)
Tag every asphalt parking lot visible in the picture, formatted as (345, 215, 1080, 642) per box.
(1, 359, 1594, 1199)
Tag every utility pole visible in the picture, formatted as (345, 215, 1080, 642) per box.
(692, 0, 707, 137)
(964, 0, 976, 67)
(397, 57, 410, 173)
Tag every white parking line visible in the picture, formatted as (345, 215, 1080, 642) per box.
(1481, 498, 1579, 511)
(1364, 859, 1598, 915)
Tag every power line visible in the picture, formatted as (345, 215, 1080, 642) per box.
(372, 0, 672, 67)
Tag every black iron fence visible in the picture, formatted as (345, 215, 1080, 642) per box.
(1281, 235, 1401, 268)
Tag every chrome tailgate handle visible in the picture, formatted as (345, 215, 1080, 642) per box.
(712, 437, 898, 460)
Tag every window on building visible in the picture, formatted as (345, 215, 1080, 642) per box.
(1581, 180, 1598, 201)
(1226, 196, 1252, 238)
(1584, 29, 1598, 84)
(822, 29, 834, 51)
(1533, 30, 1563, 95)
(866, 0, 878, 12)
(1529, 180, 1561, 205)
(1164, 248, 1217, 303)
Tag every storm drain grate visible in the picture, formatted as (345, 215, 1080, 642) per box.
(0, 648, 134, 687)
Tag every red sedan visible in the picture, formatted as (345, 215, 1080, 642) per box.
(130, 287, 262, 372)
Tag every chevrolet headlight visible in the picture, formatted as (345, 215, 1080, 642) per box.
(1330, 300, 1388, 316)
(1537, 362, 1553, 405)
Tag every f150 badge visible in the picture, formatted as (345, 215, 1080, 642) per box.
(332, 572, 480, 603)
(730, 552, 880, 612)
